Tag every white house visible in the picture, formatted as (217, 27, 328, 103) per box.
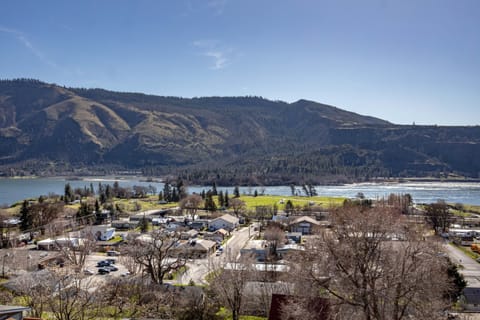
(289, 216, 321, 235)
(37, 237, 84, 250)
(209, 214, 240, 231)
(176, 239, 217, 258)
(82, 225, 116, 241)
(241, 240, 268, 261)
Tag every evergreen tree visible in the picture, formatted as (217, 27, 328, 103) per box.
(95, 199, 101, 213)
(163, 182, 172, 202)
(204, 191, 217, 212)
(64, 183, 74, 203)
(77, 202, 93, 218)
(171, 188, 179, 202)
(218, 191, 224, 208)
(285, 200, 294, 215)
(98, 182, 104, 195)
(113, 181, 120, 197)
(254, 189, 258, 197)
(158, 191, 164, 201)
(212, 182, 218, 196)
(176, 179, 187, 200)
(233, 186, 240, 198)
(225, 190, 230, 208)
(105, 185, 113, 200)
(138, 215, 150, 233)
(95, 199, 103, 224)
(19, 200, 31, 231)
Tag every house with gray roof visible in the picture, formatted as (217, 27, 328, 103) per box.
(209, 214, 239, 231)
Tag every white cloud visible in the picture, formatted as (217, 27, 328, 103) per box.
(193, 39, 232, 70)
(0, 26, 57, 68)
(205, 51, 227, 70)
(208, 0, 228, 15)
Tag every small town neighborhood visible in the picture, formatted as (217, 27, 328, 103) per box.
(0, 184, 479, 320)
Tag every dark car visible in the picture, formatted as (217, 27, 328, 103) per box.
(105, 258, 116, 264)
(97, 260, 111, 267)
(98, 268, 110, 274)
(106, 250, 120, 256)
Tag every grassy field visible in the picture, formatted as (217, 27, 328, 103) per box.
(3, 193, 345, 218)
(239, 194, 345, 210)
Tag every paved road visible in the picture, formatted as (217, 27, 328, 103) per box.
(444, 242, 480, 285)
(177, 225, 254, 285)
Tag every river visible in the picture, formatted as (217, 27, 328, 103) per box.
(0, 177, 479, 206)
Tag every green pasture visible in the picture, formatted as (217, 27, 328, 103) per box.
(238, 194, 345, 210)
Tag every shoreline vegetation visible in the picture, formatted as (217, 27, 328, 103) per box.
(1, 174, 480, 185)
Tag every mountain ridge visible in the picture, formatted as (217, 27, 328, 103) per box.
(0, 79, 479, 184)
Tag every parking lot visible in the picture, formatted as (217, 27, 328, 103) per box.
(83, 253, 130, 278)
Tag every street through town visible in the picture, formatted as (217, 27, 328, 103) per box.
(177, 225, 254, 285)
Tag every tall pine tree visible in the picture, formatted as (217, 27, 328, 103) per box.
(19, 200, 31, 231)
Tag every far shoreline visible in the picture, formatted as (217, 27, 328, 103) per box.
(1, 175, 480, 186)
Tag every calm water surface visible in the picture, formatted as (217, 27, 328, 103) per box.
(0, 177, 479, 206)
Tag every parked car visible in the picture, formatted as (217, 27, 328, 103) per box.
(98, 268, 110, 275)
(105, 258, 116, 264)
(97, 260, 111, 267)
(121, 271, 131, 277)
(83, 269, 94, 275)
(106, 250, 120, 256)
(105, 265, 118, 272)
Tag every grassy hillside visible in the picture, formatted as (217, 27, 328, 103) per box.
(0, 79, 479, 184)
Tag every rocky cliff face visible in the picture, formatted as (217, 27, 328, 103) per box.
(1, 79, 479, 181)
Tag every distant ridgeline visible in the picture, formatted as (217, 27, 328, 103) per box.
(0, 79, 479, 185)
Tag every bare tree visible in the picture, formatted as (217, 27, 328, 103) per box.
(264, 224, 286, 261)
(287, 206, 451, 320)
(7, 270, 51, 318)
(425, 200, 451, 234)
(119, 251, 142, 275)
(96, 277, 146, 318)
(29, 202, 64, 235)
(209, 254, 254, 320)
(10, 268, 98, 320)
(55, 233, 96, 271)
(124, 230, 186, 284)
(230, 198, 246, 217)
(46, 269, 99, 320)
(179, 194, 203, 220)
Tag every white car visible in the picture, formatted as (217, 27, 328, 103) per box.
(83, 269, 94, 275)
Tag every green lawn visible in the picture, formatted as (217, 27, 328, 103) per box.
(238, 194, 345, 210)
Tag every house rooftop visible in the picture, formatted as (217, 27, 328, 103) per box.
(0, 305, 30, 313)
(213, 214, 239, 224)
(463, 287, 480, 305)
(216, 228, 229, 235)
(243, 240, 267, 250)
(289, 216, 321, 225)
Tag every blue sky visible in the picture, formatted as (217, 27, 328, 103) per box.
(1, 0, 479, 125)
